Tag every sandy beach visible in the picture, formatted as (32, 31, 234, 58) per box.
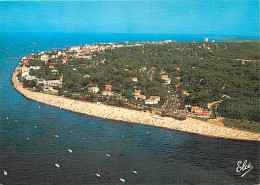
(11, 67, 259, 141)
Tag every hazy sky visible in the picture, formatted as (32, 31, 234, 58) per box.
(0, 0, 259, 37)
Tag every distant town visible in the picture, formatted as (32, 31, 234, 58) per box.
(16, 39, 260, 131)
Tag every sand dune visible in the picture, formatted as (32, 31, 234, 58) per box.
(11, 67, 259, 141)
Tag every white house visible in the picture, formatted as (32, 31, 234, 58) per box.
(191, 106, 203, 113)
(150, 96, 160, 101)
(70, 46, 82, 52)
(38, 80, 62, 89)
(40, 54, 49, 62)
(88, 86, 99, 93)
(51, 69, 59, 74)
(25, 75, 38, 81)
(161, 75, 171, 84)
(164, 78, 171, 84)
(145, 99, 159, 105)
(102, 91, 114, 96)
(29, 66, 41, 70)
(21, 71, 29, 78)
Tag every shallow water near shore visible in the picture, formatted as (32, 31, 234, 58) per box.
(0, 33, 259, 184)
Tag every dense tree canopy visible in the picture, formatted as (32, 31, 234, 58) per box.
(25, 41, 259, 120)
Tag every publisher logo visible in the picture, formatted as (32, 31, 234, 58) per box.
(236, 160, 253, 177)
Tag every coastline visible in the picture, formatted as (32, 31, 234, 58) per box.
(11, 67, 259, 141)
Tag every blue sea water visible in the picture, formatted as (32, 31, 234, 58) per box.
(1, 1, 259, 37)
(0, 32, 259, 185)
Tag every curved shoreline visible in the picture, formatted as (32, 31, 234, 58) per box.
(11, 67, 259, 141)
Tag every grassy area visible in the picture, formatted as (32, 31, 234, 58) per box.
(223, 119, 260, 133)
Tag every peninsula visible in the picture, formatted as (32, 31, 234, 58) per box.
(12, 41, 260, 141)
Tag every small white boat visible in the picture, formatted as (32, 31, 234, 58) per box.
(34, 126, 37, 128)
(4, 170, 7, 176)
(67, 149, 72, 153)
(39, 106, 41, 109)
(105, 154, 110, 158)
(132, 170, 138, 174)
(95, 173, 101, 178)
(55, 163, 60, 168)
(96, 166, 101, 178)
(53, 134, 59, 138)
(15, 120, 18, 122)
(6, 116, 8, 120)
(120, 178, 125, 182)
(26, 137, 30, 141)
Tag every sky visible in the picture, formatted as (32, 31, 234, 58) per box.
(0, 0, 259, 37)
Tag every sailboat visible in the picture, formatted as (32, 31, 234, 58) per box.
(95, 166, 101, 178)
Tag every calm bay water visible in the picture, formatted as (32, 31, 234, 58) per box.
(0, 32, 259, 185)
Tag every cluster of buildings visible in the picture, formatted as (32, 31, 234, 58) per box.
(18, 43, 122, 93)
(20, 66, 40, 81)
(18, 40, 216, 118)
(87, 85, 114, 96)
(20, 40, 174, 72)
(18, 65, 63, 93)
(102, 85, 114, 96)
(190, 106, 209, 117)
(175, 106, 209, 118)
(65, 40, 173, 63)
(132, 90, 161, 105)
(133, 90, 146, 100)
(87, 85, 161, 105)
